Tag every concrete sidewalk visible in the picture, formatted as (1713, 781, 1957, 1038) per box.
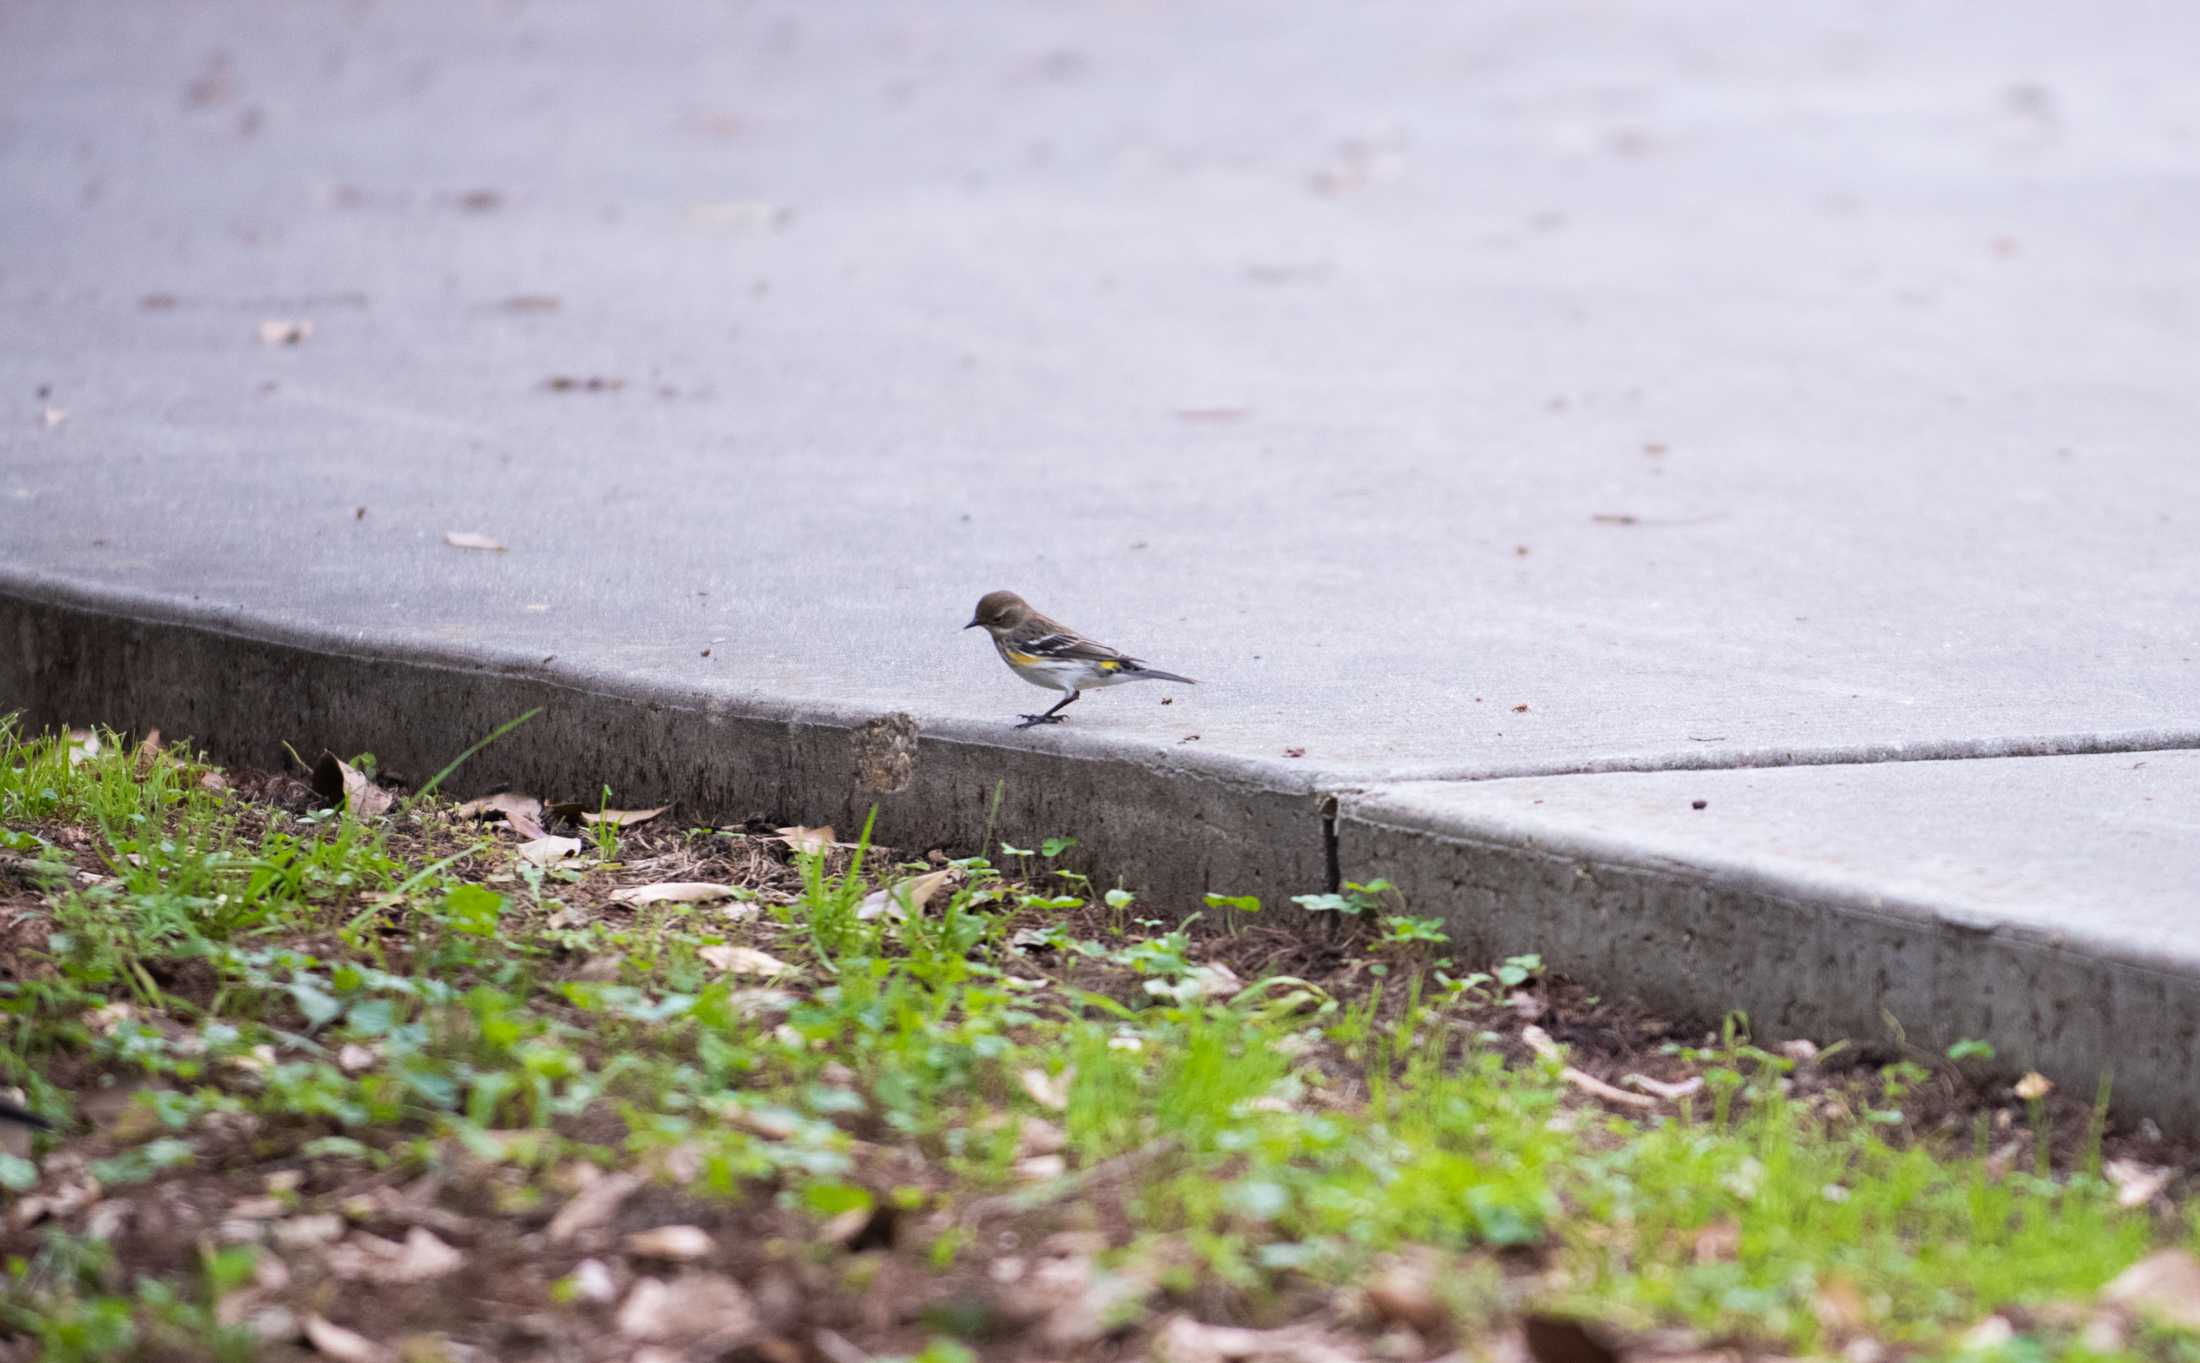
(5, 2, 2198, 1117)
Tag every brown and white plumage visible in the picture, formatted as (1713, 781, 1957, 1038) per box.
(964, 591, 1195, 728)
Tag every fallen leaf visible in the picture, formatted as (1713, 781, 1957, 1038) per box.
(547, 1171, 642, 1243)
(326, 1227, 463, 1284)
(2104, 1157, 2174, 1209)
(612, 882, 738, 906)
(616, 1273, 758, 1347)
(2101, 1249, 2200, 1328)
(516, 835, 584, 867)
(855, 869, 953, 921)
(1016, 1154, 1069, 1180)
(1035, 1259, 1159, 1348)
(774, 825, 835, 855)
(1691, 1219, 1741, 1264)
(442, 530, 507, 552)
(624, 1225, 716, 1262)
(567, 1258, 619, 1304)
(258, 319, 313, 346)
(1814, 1274, 1868, 1332)
(1017, 1117, 1067, 1159)
(336, 1044, 379, 1074)
(302, 1316, 390, 1363)
(311, 754, 397, 819)
(582, 804, 670, 828)
(698, 945, 793, 977)
(2013, 1072, 2054, 1101)
(1019, 1066, 1072, 1112)
(1961, 1317, 2017, 1351)
(1521, 1027, 1656, 1110)
(1363, 1255, 1448, 1334)
(1621, 1073, 1705, 1101)
(454, 792, 548, 840)
(64, 729, 101, 767)
(40, 404, 67, 429)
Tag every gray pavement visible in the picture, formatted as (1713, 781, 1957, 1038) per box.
(4, 3, 2198, 1117)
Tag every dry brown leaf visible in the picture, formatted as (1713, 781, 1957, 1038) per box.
(1690, 1220, 1741, 1265)
(1017, 1116, 1067, 1159)
(1960, 1317, 2017, 1351)
(612, 882, 738, 906)
(1814, 1274, 1868, 1333)
(63, 728, 101, 767)
(1034, 1259, 1159, 1349)
(774, 825, 835, 855)
(1019, 1066, 1072, 1112)
(583, 804, 670, 828)
(310, 753, 395, 819)
(454, 792, 548, 840)
(326, 1227, 463, 1284)
(699, 945, 794, 977)
(1362, 1253, 1448, 1335)
(272, 1213, 345, 1249)
(616, 1273, 758, 1347)
(1521, 1027, 1656, 1110)
(2101, 1249, 2200, 1328)
(516, 835, 583, 867)
(302, 1315, 391, 1363)
(258, 319, 313, 346)
(442, 530, 506, 552)
(856, 869, 954, 921)
(547, 1171, 643, 1243)
(1622, 1073, 1706, 1101)
(567, 1258, 619, 1304)
(2013, 1072, 2054, 1101)
(2104, 1157, 2174, 1209)
(625, 1225, 716, 1262)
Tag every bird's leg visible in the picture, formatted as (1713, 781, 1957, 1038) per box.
(1016, 690, 1080, 729)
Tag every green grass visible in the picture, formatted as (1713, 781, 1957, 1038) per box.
(0, 718, 2193, 1361)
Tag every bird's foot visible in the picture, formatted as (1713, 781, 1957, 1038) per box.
(1015, 713, 1068, 729)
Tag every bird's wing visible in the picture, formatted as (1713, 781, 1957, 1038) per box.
(1013, 625, 1128, 664)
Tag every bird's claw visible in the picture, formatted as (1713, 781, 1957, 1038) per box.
(1015, 713, 1068, 729)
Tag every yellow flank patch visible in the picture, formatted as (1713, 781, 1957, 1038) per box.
(1097, 660, 1122, 672)
(1007, 650, 1042, 666)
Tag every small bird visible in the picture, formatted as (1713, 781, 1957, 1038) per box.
(964, 590, 1196, 728)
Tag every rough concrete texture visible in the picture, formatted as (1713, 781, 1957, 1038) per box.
(4, 4, 2198, 1114)
(1341, 754, 2200, 1124)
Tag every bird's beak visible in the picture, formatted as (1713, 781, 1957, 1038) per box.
(962, 619, 982, 631)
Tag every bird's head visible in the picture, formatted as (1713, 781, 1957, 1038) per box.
(965, 590, 1032, 634)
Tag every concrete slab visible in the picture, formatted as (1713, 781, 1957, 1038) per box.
(3, 2, 2198, 1112)
(1341, 754, 2200, 1123)
(4, 0, 2196, 782)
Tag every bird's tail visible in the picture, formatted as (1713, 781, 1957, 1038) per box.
(1126, 664, 1197, 685)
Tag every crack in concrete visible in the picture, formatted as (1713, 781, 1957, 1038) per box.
(1337, 726, 2200, 791)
